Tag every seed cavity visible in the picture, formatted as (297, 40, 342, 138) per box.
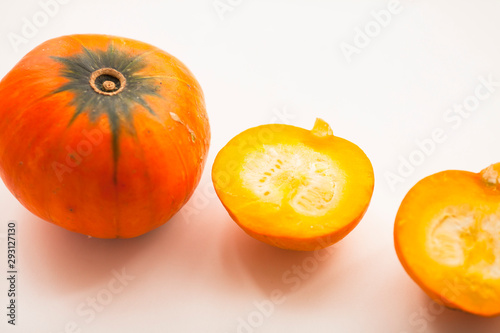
(427, 206, 500, 278)
(240, 143, 342, 216)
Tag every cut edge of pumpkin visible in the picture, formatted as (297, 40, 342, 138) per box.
(395, 163, 500, 317)
(213, 118, 374, 250)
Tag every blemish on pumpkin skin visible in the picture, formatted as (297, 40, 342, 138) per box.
(170, 112, 182, 123)
(170, 112, 197, 143)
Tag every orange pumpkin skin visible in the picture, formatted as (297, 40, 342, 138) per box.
(395, 163, 500, 316)
(0, 34, 210, 238)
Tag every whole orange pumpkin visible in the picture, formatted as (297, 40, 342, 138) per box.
(0, 34, 210, 238)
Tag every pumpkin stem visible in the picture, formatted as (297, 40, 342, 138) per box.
(102, 80, 116, 91)
(480, 163, 500, 185)
(311, 118, 333, 138)
(89, 68, 126, 96)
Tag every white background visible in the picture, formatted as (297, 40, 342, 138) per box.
(2, 0, 500, 332)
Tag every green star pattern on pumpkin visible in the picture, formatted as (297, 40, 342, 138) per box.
(51, 43, 160, 183)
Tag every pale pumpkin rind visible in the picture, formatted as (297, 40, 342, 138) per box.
(394, 163, 500, 316)
(212, 119, 374, 251)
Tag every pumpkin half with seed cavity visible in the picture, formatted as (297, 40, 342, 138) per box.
(212, 119, 374, 251)
(0, 34, 210, 238)
(395, 163, 500, 316)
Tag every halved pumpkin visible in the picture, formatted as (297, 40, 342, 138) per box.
(395, 163, 500, 316)
(212, 119, 374, 251)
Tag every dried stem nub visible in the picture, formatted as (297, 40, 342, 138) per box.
(89, 68, 126, 96)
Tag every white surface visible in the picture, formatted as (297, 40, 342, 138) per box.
(1, 0, 500, 332)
